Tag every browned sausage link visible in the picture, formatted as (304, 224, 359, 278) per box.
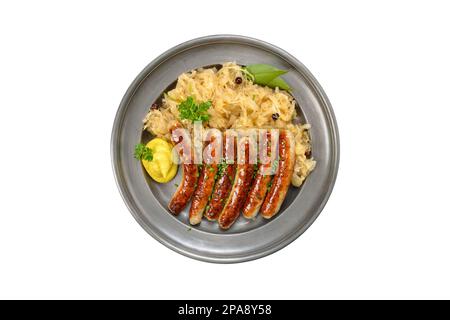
(205, 164, 235, 221)
(260, 130, 295, 219)
(242, 172, 272, 219)
(168, 164, 198, 214)
(168, 124, 198, 215)
(218, 139, 254, 230)
(205, 135, 236, 221)
(189, 140, 219, 225)
(243, 132, 273, 219)
(205, 136, 236, 221)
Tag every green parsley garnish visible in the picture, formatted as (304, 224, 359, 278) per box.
(272, 158, 279, 172)
(216, 159, 228, 177)
(134, 143, 153, 161)
(267, 179, 273, 192)
(253, 163, 259, 178)
(177, 96, 212, 123)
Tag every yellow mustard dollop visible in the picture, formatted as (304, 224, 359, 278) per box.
(142, 138, 178, 183)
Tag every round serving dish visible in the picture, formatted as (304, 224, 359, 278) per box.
(111, 35, 339, 263)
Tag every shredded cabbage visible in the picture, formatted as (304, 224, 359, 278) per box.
(143, 62, 315, 187)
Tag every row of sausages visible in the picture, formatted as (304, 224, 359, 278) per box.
(168, 126, 295, 230)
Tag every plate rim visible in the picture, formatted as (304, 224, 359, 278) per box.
(111, 34, 340, 263)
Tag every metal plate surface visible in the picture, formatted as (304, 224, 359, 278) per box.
(111, 35, 339, 263)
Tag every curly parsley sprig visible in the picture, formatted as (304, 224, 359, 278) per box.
(177, 96, 212, 123)
(134, 143, 153, 161)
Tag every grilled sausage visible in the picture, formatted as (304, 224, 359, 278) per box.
(260, 130, 295, 219)
(188, 138, 219, 225)
(218, 138, 254, 230)
(168, 124, 198, 215)
(242, 132, 273, 219)
(205, 135, 236, 221)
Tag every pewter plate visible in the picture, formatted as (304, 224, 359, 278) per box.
(111, 35, 339, 263)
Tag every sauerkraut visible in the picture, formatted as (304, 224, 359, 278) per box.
(143, 62, 315, 187)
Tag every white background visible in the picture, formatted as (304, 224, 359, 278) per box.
(1, 0, 449, 300)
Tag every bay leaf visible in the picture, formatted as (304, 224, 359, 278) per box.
(245, 64, 287, 85)
(267, 76, 291, 91)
